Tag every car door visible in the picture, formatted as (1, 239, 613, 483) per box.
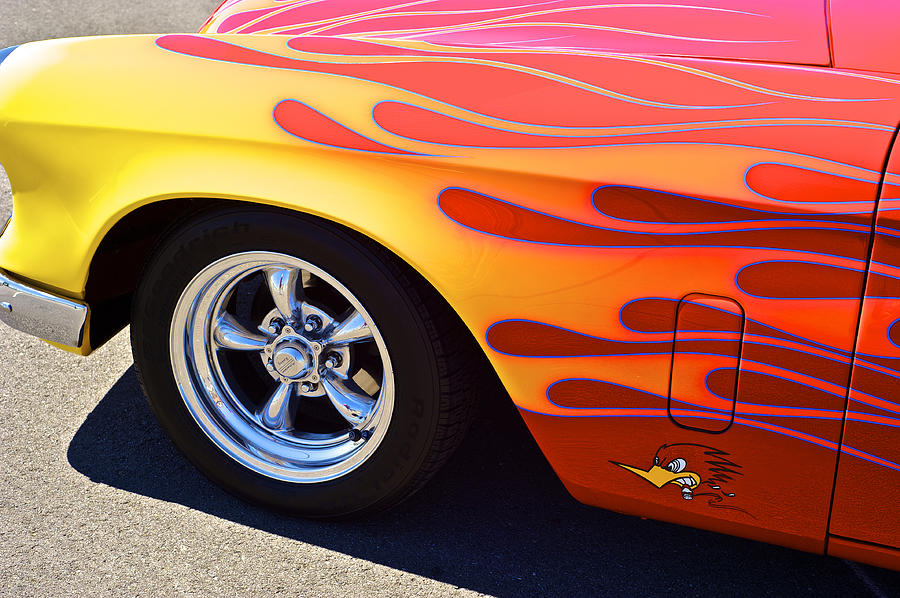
(827, 134, 900, 563)
(825, 1, 900, 561)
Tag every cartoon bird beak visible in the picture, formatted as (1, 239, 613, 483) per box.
(612, 462, 700, 489)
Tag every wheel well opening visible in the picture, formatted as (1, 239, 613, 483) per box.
(84, 197, 225, 347)
(84, 199, 504, 403)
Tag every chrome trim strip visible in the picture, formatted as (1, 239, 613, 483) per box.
(0, 269, 87, 347)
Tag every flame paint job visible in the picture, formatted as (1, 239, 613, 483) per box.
(201, 0, 830, 65)
(1, 0, 899, 569)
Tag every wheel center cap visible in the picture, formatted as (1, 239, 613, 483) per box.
(272, 344, 312, 379)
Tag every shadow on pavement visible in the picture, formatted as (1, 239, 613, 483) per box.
(68, 367, 899, 597)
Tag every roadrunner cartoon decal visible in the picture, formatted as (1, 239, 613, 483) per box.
(613, 444, 753, 517)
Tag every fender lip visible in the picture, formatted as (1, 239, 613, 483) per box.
(0, 45, 19, 66)
(0, 268, 87, 348)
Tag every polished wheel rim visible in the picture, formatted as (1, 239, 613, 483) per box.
(169, 251, 394, 483)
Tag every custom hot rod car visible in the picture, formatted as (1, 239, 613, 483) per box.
(1, 0, 899, 570)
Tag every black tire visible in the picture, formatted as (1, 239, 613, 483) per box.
(131, 207, 477, 518)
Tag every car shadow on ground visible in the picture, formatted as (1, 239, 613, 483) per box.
(68, 367, 898, 597)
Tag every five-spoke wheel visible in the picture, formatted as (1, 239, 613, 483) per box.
(171, 252, 393, 482)
(132, 208, 476, 517)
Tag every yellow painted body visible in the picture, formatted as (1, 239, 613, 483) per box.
(0, 33, 777, 363)
(0, 34, 518, 358)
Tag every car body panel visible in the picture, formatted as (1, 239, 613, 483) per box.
(828, 137, 900, 549)
(1, 0, 899, 569)
(830, 0, 900, 74)
(200, 0, 832, 66)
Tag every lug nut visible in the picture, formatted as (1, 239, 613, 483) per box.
(304, 315, 322, 333)
(265, 361, 275, 372)
(268, 318, 285, 335)
(324, 353, 343, 370)
(348, 429, 372, 442)
(300, 382, 317, 393)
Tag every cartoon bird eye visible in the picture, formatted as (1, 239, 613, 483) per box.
(654, 457, 659, 466)
(666, 458, 686, 473)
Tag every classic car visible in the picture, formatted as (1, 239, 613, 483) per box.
(0, 0, 898, 571)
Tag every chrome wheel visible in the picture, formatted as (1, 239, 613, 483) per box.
(169, 251, 394, 483)
(134, 209, 477, 517)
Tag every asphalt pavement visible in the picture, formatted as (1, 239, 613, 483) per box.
(1, 2, 900, 597)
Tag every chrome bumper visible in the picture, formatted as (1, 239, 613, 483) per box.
(0, 269, 87, 347)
